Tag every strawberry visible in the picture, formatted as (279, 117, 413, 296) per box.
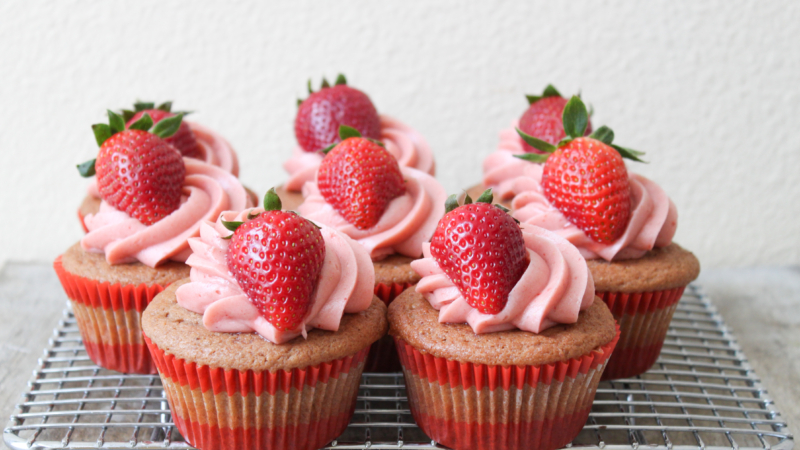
(430, 190, 528, 315)
(295, 74, 381, 153)
(78, 110, 186, 225)
(519, 85, 592, 152)
(317, 125, 405, 230)
(224, 189, 326, 332)
(515, 96, 646, 243)
(123, 101, 203, 159)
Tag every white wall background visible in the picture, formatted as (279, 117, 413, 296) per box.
(1, 0, 798, 269)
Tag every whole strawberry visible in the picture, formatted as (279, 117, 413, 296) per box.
(318, 125, 405, 230)
(295, 74, 381, 153)
(515, 96, 646, 243)
(78, 110, 186, 225)
(519, 85, 592, 152)
(224, 189, 326, 332)
(123, 101, 202, 159)
(430, 190, 528, 314)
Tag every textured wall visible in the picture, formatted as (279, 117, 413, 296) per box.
(1, 0, 798, 268)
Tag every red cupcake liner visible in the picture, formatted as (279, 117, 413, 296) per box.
(394, 325, 620, 450)
(373, 281, 415, 305)
(145, 334, 369, 450)
(78, 209, 89, 233)
(365, 281, 415, 373)
(54, 256, 165, 374)
(598, 286, 685, 380)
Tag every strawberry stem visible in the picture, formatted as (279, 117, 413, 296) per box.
(128, 113, 153, 132)
(562, 96, 588, 139)
(476, 189, 493, 204)
(338, 125, 362, 140)
(335, 74, 347, 85)
(152, 113, 183, 139)
(444, 194, 459, 213)
(263, 187, 282, 211)
(525, 84, 563, 105)
(516, 128, 557, 154)
(76, 159, 96, 177)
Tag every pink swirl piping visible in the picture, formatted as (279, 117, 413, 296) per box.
(283, 114, 435, 192)
(411, 225, 595, 334)
(175, 210, 375, 344)
(509, 163, 678, 261)
(81, 159, 253, 267)
(482, 121, 530, 200)
(86, 120, 240, 198)
(297, 167, 447, 261)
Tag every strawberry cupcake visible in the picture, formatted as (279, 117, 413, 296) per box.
(142, 189, 387, 450)
(467, 85, 592, 204)
(78, 101, 249, 230)
(55, 112, 253, 374)
(507, 96, 700, 379)
(297, 125, 446, 371)
(280, 75, 435, 210)
(390, 192, 619, 450)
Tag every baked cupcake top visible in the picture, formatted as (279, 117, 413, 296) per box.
(175, 189, 376, 345)
(483, 85, 591, 200)
(283, 75, 435, 192)
(298, 126, 446, 261)
(79, 111, 253, 268)
(502, 96, 677, 262)
(410, 190, 595, 335)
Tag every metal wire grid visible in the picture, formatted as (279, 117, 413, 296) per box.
(3, 285, 794, 450)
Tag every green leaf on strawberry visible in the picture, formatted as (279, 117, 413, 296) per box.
(128, 113, 154, 132)
(77, 159, 96, 177)
(263, 187, 282, 211)
(525, 84, 563, 105)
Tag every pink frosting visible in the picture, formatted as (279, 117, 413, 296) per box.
(482, 121, 530, 200)
(283, 114, 436, 192)
(81, 159, 253, 267)
(509, 163, 678, 261)
(86, 120, 240, 198)
(297, 167, 447, 261)
(175, 210, 375, 344)
(411, 225, 594, 334)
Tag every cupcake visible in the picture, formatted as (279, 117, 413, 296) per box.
(280, 74, 435, 210)
(507, 96, 700, 379)
(55, 112, 253, 373)
(297, 125, 446, 371)
(142, 189, 387, 450)
(78, 101, 251, 230)
(390, 192, 619, 450)
(467, 85, 591, 204)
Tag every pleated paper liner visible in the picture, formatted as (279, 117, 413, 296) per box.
(394, 325, 620, 450)
(598, 286, 686, 380)
(145, 334, 369, 450)
(53, 256, 165, 374)
(365, 282, 415, 372)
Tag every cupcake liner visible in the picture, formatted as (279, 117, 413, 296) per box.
(598, 286, 685, 380)
(54, 256, 165, 374)
(394, 325, 620, 450)
(365, 282, 415, 373)
(373, 281, 415, 305)
(145, 334, 368, 450)
(78, 209, 89, 233)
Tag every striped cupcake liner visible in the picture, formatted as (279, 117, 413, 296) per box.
(53, 256, 165, 374)
(598, 286, 686, 380)
(145, 334, 368, 450)
(394, 325, 620, 450)
(366, 282, 415, 373)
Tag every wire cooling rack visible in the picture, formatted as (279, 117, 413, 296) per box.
(4, 285, 794, 450)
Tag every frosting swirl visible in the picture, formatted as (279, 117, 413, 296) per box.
(510, 163, 678, 261)
(175, 210, 375, 344)
(81, 159, 253, 267)
(297, 167, 447, 261)
(411, 225, 594, 334)
(482, 121, 530, 200)
(283, 114, 435, 192)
